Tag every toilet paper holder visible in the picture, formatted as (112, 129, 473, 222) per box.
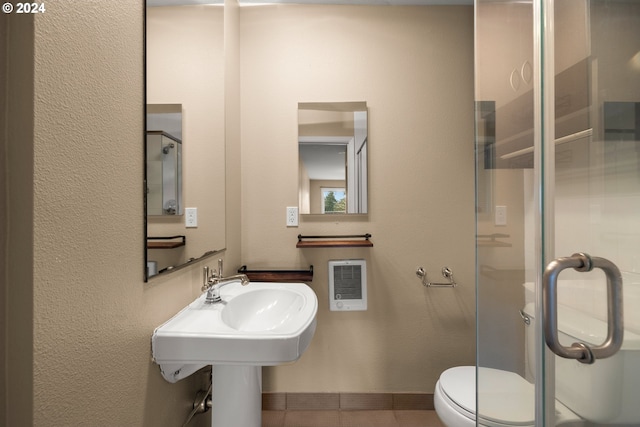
(416, 266, 457, 287)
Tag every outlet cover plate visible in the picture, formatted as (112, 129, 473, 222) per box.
(286, 206, 298, 227)
(185, 207, 198, 228)
(495, 205, 507, 226)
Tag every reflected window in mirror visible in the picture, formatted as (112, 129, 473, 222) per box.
(298, 101, 368, 215)
(322, 188, 346, 214)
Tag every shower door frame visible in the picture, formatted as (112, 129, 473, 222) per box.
(533, 0, 556, 424)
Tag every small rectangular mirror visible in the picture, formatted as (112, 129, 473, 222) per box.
(298, 101, 368, 215)
(147, 104, 183, 216)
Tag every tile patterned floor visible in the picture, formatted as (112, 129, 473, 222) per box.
(262, 410, 445, 427)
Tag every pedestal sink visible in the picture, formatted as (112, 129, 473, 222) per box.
(152, 281, 318, 426)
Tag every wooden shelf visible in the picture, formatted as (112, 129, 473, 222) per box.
(147, 235, 186, 249)
(296, 240, 373, 248)
(476, 233, 511, 248)
(238, 265, 313, 283)
(296, 234, 373, 248)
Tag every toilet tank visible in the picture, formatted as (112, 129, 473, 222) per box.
(523, 302, 640, 423)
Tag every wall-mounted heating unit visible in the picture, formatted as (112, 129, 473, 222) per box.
(328, 259, 367, 311)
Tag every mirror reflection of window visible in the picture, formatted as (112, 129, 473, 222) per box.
(322, 188, 346, 214)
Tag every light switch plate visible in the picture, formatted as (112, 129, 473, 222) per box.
(185, 207, 198, 228)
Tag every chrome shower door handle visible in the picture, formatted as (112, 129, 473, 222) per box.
(542, 253, 624, 364)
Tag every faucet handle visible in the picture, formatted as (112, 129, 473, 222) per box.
(218, 258, 223, 279)
(202, 266, 211, 291)
(202, 266, 220, 290)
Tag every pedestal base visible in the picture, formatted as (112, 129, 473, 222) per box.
(211, 365, 262, 427)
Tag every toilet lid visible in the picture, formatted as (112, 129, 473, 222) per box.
(440, 366, 535, 426)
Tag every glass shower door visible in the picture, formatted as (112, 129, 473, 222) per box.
(476, 0, 640, 425)
(475, 0, 538, 423)
(544, 1, 640, 425)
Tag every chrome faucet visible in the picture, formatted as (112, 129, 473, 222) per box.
(202, 259, 250, 304)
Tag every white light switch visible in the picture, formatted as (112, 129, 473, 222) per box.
(495, 205, 507, 226)
(185, 207, 198, 228)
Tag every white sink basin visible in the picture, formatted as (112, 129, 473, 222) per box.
(151, 282, 318, 368)
(221, 288, 307, 332)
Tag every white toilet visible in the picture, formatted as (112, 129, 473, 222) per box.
(434, 302, 640, 427)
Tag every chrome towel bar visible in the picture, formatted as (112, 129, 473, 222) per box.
(416, 266, 457, 287)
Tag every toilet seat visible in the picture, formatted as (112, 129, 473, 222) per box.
(438, 366, 535, 427)
(436, 366, 580, 427)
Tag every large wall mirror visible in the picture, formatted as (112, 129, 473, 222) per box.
(298, 102, 368, 215)
(145, 2, 226, 280)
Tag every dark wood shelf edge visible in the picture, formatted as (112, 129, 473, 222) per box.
(147, 235, 186, 249)
(296, 240, 374, 248)
(244, 272, 314, 282)
(238, 265, 313, 283)
(147, 241, 186, 249)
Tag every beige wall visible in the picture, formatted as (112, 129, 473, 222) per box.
(3, 3, 216, 426)
(239, 5, 476, 392)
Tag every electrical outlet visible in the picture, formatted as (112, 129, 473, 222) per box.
(495, 205, 507, 226)
(286, 206, 298, 227)
(185, 207, 198, 228)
